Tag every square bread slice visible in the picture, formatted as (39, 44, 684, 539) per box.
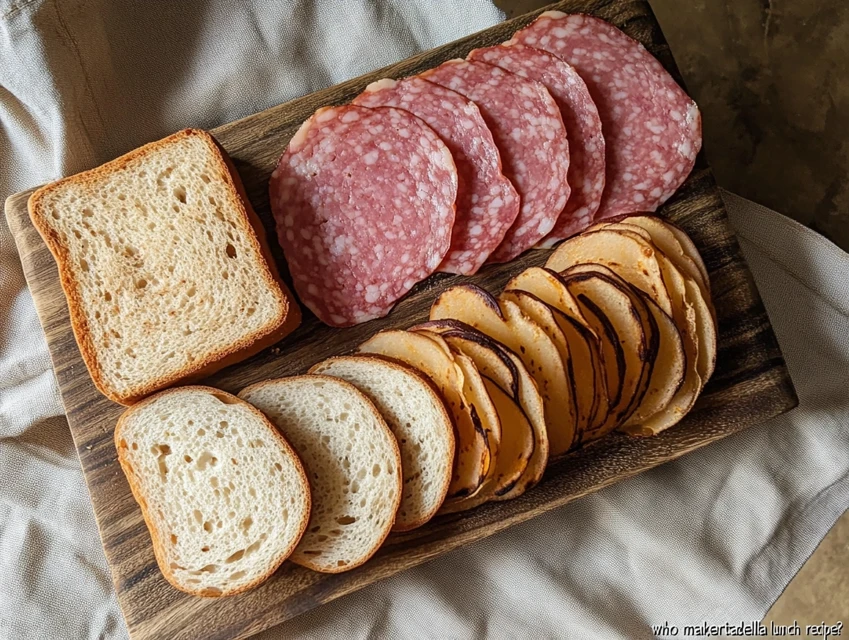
(28, 129, 299, 404)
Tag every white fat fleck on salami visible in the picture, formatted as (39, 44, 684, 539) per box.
(422, 59, 570, 263)
(269, 105, 457, 327)
(510, 13, 702, 218)
(469, 43, 605, 245)
(355, 76, 519, 275)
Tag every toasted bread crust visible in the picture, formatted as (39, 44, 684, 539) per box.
(308, 355, 455, 532)
(28, 129, 300, 405)
(240, 375, 403, 573)
(114, 385, 311, 597)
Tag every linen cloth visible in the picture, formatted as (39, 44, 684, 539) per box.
(1, 1, 847, 638)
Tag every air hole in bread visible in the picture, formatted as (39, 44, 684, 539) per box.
(210, 477, 219, 489)
(222, 271, 229, 280)
(225, 549, 245, 564)
(302, 550, 322, 556)
(215, 431, 224, 438)
(169, 562, 185, 570)
(219, 421, 228, 429)
(203, 521, 213, 533)
(200, 173, 211, 184)
(247, 487, 255, 498)
(201, 546, 210, 552)
(131, 442, 138, 451)
(246, 307, 255, 316)
(82, 208, 93, 218)
(173, 186, 187, 204)
(79, 259, 89, 272)
(337, 560, 348, 567)
(232, 458, 239, 466)
(351, 481, 360, 494)
(123, 245, 137, 258)
(187, 285, 196, 297)
(196, 451, 218, 470)
(51, 210, 61, 220)
(170, 533, 177, 544)
(72, 229, 81, 238)
(201, 564, 218, 573)
(336, 515, 356, 525)
(183, 454, 192, 463)
(183, 328, 192, 336)
(229, 571, 246, 581)
(240, 517, 253, 533)
(204, 587, 222, 596)
(226, 243, 237, 259)
(274, 462, 282, 472)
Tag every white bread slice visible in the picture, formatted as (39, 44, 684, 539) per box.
(28, 129, 300, 405)
(309, 355, 454, 531)
(114, 386, 310, 597)
(239, 375, 402, 573)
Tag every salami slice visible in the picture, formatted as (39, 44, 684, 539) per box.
(353, 77, 519, 275)
(421, 59, 570, 264)
(510, 12, 702, 218)
(469, 44, 605, 245)
(269, 105, 457, 327)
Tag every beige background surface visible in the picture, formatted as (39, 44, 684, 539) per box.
(493, 0, 849, 627)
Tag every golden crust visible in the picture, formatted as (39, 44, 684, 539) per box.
(114, 385, 311, 597)
(28, 129, 300, 406)
(239, 375, 403, 573)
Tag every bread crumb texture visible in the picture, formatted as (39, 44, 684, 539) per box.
(116, 388, 309, 596)
(240, 376, 401, 572)
(30, 130, 287, 402)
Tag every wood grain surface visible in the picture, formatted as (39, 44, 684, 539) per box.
(4, 1, 797, 638)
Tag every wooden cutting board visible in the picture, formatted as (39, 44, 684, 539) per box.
(4, 1, 797, 638)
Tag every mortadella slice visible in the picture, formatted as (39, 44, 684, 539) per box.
(354, 77, 519, 275)
(270, 105, 457, 327)
(510, 12, 701, 218)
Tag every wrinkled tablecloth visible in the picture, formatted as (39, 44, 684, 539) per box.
(1, 2, 847, 638)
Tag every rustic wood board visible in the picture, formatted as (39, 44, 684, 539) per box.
(4, 1, 797, 638)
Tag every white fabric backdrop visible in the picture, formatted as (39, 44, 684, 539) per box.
(1, 2, 847, 639)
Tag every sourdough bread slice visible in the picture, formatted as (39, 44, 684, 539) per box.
(239, 375, 402, 572)
(309, 356, 454, 531)
(114, 386, 310, 597)
(28, 129, 299, 405)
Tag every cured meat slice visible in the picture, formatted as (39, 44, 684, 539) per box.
(469, 44, 605, 245)
(421, 59, 570, 263)
(354, 77, 519, 275)
(269, 105, 457, 327)
(510, 12, 702, 218)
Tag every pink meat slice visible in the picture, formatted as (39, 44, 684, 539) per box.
(510, 12, 702, 219)
(269, 105, 457, 327)
(469, 43, 605, 245)
(353, 77, 519, 275)
(421, 59, 570, 264)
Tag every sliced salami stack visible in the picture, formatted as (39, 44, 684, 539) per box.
(269, 12, 704, 327)
(421, 59, 571, 264)
(468, 43, 605, 244)
(510, 11, 702, 218)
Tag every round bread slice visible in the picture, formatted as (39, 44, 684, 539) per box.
(308, 356, 454, 532)
(114, 386, 311, 597)
(239, 376, 402, 573)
